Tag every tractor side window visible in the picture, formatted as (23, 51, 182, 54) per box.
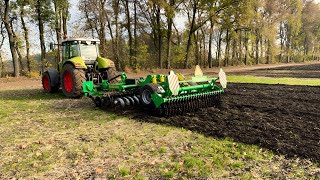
(70, 41, 80, 58)
(62, 43, 69, 61)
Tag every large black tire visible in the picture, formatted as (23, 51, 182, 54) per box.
(61, 64, 86, 98)
(102, 67, 121, 84)
(42, 72, 59, 93)
(139, 83, 160, 108)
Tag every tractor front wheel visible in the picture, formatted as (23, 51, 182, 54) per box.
(61, 64, 86, 98)
(42, 72, 59, 93)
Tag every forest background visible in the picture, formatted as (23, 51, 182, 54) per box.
(1, 0, 320, 77)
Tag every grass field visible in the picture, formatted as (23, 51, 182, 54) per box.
(227, 75, 320, 86)
(0, 78, 319, 178)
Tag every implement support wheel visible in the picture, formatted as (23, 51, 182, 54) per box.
(139, 84, 159, 108)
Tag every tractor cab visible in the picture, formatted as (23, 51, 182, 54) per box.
(61, 38, 100, 66)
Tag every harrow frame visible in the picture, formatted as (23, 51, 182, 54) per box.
(82, 66, 226, 115)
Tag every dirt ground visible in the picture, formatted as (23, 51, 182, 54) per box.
(1, 62, 320, 163)
(126, 61, 320, 78)
(128, 83, 320, 162)
(230, 62, 320, 78)
(127, 62, 320, 162)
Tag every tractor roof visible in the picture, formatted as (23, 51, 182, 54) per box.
(62, 38, 100, 43)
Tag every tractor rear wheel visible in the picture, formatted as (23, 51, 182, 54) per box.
(61, 64, 86, 98)
(42, 72, 59, 93)
(102, 67, 121, 84)
(139, 83, 159, 108)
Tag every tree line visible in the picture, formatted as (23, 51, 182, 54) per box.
(1, 0, 320, 77)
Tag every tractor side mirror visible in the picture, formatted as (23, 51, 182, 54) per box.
(49, 42, 54, 50)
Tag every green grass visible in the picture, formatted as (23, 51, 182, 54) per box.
(227, 75, 320, 86)
(0, 88, 319, 178)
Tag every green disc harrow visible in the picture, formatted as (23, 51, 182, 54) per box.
(82, 66, 227, 116)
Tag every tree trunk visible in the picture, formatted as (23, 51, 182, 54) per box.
(37, 0, 46, 73)
(125, 0, 133, 67)
(239, 31, 242, 64)
(208, 20, 214, 68)
(260, 36, 263, 63)
(0, 23, 4, 77)
(106, 14, 118, 67)
(10, 20, 25, 74)
(62, 9, 68, 36)
(255, 30, 259, 65)
(286, 37, 291, 63)
(184, 1, 197, 68)
(133, 0, 137, 67)
(279, 22, 284, 63)
(0, 53, 3, 77)
(304, 36, 308, 62)
(202, 30, 206, 67)
(114, 0, 121, 70)
(156, 6, 162, 69)
(231, 36, 236, 65)
(166, 17, 173, 69)
(217, 29, 223, 67)
(54, 1, 63, 67)
(4, 0, 19, 77)
(267, 39, 272, 64)
(224, 29, 230, 67)
(194, 32, 199, 65)
(20, 7, 31, 73)
(165, 0, 174, 69)
(99, 0, 107, 57)
(244, 31, 248, 65)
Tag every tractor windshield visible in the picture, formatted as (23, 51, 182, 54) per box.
(80, 42, 99, 61)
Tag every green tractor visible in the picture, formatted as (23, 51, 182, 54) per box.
(42, 38, 120, 98)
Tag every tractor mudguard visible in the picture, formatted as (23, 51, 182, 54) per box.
(97, 57, 115, 69)
(64, 56, 87, 69)
(46, 68, 60, 87)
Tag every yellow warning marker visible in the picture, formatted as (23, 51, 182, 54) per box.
(194, 65, 203, 76)
(176, 73, 185, 81)
(160, 75, 165, 82)
(152, 75, 157, 84)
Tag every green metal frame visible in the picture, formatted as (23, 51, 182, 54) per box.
(83, 72, 224, 109)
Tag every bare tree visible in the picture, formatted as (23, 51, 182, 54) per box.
(18, 0, 32, 73)
(0, 22, 6, 77)
(3, 0, 19, 77)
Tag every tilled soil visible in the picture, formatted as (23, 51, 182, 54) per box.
(125, 83, 320, 162)
(230, 63, 320, 78)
